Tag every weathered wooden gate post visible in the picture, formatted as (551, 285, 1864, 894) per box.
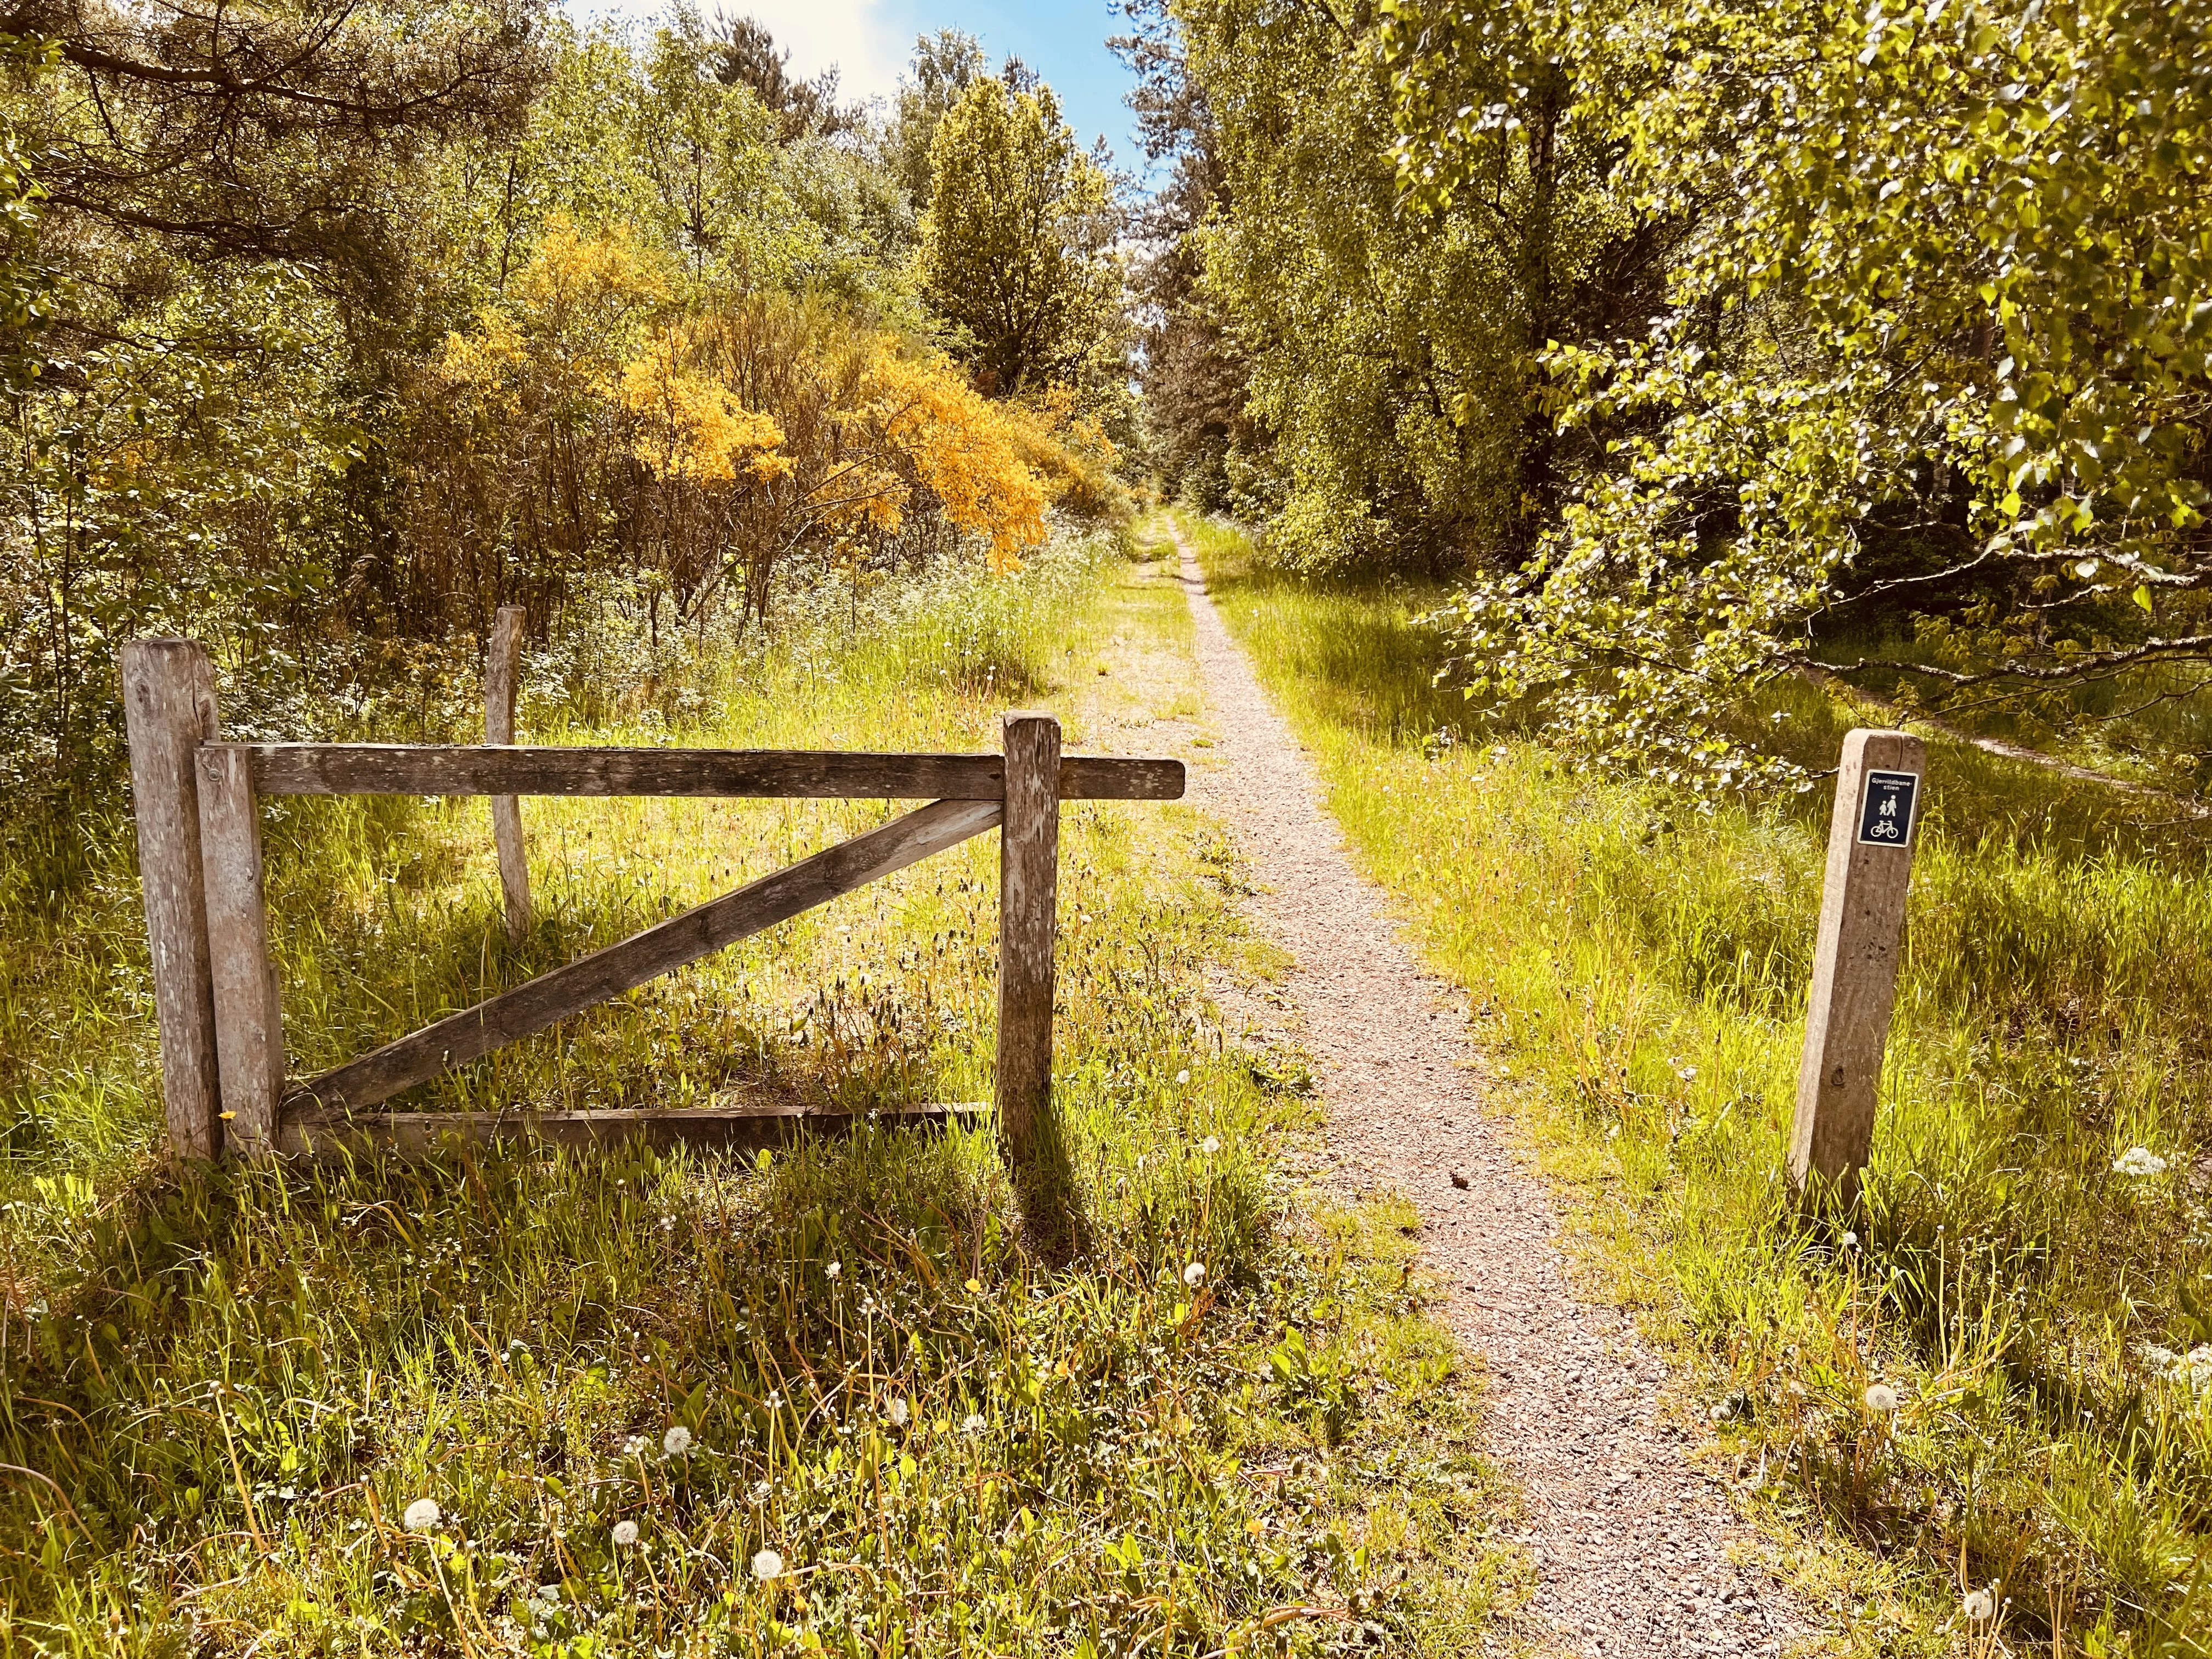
(122, 639, 223, 1159)
(197, 744, 286, 1157)
(1789, 727, 1926, 1202)
(996, 710, 1060, 1169)
(486, 605, 532, 943)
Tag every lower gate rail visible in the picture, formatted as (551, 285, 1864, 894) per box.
(121, 637, 1184, 1167)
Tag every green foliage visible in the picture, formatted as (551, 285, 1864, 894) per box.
(1200, 513, 2212, 1652)
(1393, 0, 2212, 784)
(917, 76, 1126, 401)
(0, 7, 1128, 836)
(1174, 0, 1674, 573)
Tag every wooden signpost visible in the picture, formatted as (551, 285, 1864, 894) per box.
(1788, 727, 1927, 1201)
(122, 636, 1182, 1168)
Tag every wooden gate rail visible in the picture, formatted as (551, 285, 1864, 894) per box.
(121, 637, 1183, 1167)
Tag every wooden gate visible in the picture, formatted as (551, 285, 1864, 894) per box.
(121, 637, 1183, 1165)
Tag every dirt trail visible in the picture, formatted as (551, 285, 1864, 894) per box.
(1169, 533, 1810, 1657)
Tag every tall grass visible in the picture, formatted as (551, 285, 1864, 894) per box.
(1189, 514, 2212, 1656)
(0, 529, 1506, 1653)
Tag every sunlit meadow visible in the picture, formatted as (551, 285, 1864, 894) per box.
(0, 531, 1507, 1654)
(1187, 512, 2212, 1656)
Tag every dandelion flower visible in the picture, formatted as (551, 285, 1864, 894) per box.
(962, 1413, 985, 1432)
(2114, 1146, 2168, 1177)
(1175, 1069, 1190, 1085)
(1864, 1383, 1900, 1414)
(662, 1425, 693, 1457)
(1201, 1136, 1221, 1154)
(825, 1261, 841, 1279)
(612, 1520, 639, 1547)
(888, 1397, 910, 1427)
(1962, 1587, 1995, 1621)
(402, 1497, 442, 1532)
(752, 1548, 785, 1581)
(1183, 1261, 1206, 1288)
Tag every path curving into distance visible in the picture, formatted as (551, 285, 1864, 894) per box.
(1170, 531, 1811, 1657)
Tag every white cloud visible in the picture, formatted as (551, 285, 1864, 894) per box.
(565, 0, 909, 104)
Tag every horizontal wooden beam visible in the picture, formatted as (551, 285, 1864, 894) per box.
(287, 797, 1003, 1115)
(279, 1100, 985, 1159)
(237, 744, 1183, 802)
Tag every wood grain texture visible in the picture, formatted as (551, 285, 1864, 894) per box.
(289, 797, 1003, 1114)
(995, 710, 1059, 1169)
(196, 743, 287, 1158)
(279, 1101, 984, 1159)
(237, 744, 1182, 802)
(486, 607, 532, 943)
(121, 639, 223, 1159)
(1789, 727, 1927, 1196)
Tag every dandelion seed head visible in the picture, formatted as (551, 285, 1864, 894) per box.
(1863, 1383, 1900, 1414)
(1183, 1261, 1206, 1287)
(1201, 1136, 1221, 1154)
(752, 1548, 785, 1581)
(402, 1498, 441, 1532)
(612, 1520, 639, 1547)
(1175, 1069, 1190, 1085)
(662, 1425, 693, 1457)
(962, 1412, 985, 1432)
(1962, 1587, 1995, 1621)
(887, 1398, 910, 1427)
(1841, 1231, 1858, 1249)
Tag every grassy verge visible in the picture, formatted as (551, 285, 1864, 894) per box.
(1187, 514, 2212, 1657)
(0, 531, 1504, 1654)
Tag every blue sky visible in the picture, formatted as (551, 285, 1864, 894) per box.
(573, 0, 1145, 171)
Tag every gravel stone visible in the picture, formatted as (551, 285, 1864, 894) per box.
(1170, 535, 1812, 1656)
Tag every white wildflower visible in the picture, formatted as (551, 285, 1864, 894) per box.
(752, 1548, 785, 1581)
(887, 1398, 910, 1427)
(1201, 1136, 1221, 1155)
(662, 1425, 693, 1457)
(2114, 1146, 2168, 1177)
(825, 1261, 841, 1279)
(962, 1412, 985, 1432)
(622, 1434, 646, 1457)
(612, 1520, 639, 1547)
(1962, 1587, 1995, 1622)
(402, 1498, 442, 1532)
(2142, 1342, 2212, 1391)
(1183, 1261, 1206, 1288)
(1175, 1069, 1190, 1085)
(1863, 1383, 1900, 1414)
(764, 1391, 783, 1410)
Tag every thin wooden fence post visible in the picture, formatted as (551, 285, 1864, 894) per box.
(996, 710, 1060, 1169)
(1789, 727, 1927, 1202)
(121, 639, 223, 1159)
(198, 744, 287, 1157)
(487, 605, 532, 943)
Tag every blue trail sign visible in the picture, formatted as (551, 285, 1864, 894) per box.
(1856, 770, 1920, 847)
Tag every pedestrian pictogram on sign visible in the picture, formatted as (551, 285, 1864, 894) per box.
(1856, 770, 1920, 847)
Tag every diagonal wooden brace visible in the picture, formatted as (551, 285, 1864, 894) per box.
(287, 797, 1003, 1119)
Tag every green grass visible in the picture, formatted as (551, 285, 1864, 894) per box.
(1187, 512, 2212, 1657)
(0, 530, 1507, 1654)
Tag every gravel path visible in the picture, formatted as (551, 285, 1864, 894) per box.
(1170, 535, 1810, 1657)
